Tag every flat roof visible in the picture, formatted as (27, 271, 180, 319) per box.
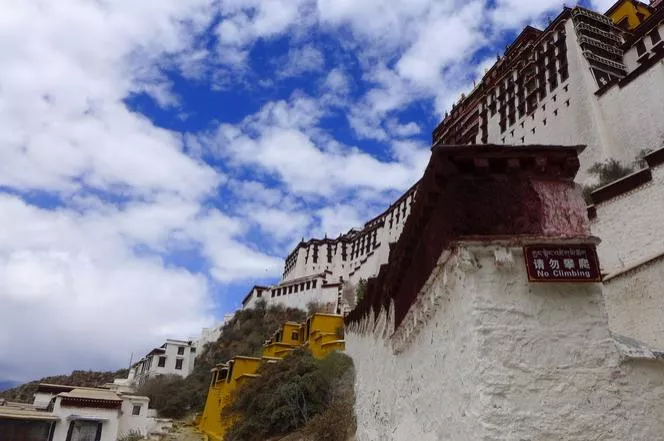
(59, 388, 121, 402)
(0, 407, 59, 421)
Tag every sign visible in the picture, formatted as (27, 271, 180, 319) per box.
(523, 244, 601, 282)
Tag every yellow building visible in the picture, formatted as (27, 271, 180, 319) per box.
(605, 0, 653, 30)
(199, 313, 346, 440)
(198, 356, 264, 441)
(304, 313, 345, 359)
(262, 321, 303, 359)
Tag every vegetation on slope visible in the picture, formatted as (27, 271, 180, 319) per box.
(0, 369, 129, 403)
(138, 300, 308, 418)
(224, 349, 356, 441)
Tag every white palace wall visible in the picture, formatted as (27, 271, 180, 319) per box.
(591, 154, 664, 351)
(346, 244, 664, 441)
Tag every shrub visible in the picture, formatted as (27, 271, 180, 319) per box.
(182, 301, 307, 412)
(137, 375, 189, 419)
(355, 279, 367, 304)
(223, 350, 355, 441)
(583, 159, 634, 204)
(117, 429, 144, 441)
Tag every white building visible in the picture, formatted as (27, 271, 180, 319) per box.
(196, 313, 235, 357)
(242, 184, 417, 312)
(433, 1, 664, 184)
(132, 338, 197, 386)
(1, 383, 160, 441)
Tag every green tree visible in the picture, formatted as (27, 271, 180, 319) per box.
(224, 350, 355, 441)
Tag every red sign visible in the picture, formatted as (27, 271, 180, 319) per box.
(523, 244, 601, 282)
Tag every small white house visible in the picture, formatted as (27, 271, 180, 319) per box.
(0, 383, 158, 441)
(133, 339, 197, 385)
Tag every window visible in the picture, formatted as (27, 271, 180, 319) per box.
(651, 29, 662, 45)
(175, 358, 184, 370)
(66, 420, 101, 441)
(636, 40, 646, 56)
(291, 331, 299, 341)
(543, 118, 547, 126)
(177, 347, 185, 356)
(132, 405, 142, 416)
(191, 347, 196, 354)
(158, 356, 166, 367)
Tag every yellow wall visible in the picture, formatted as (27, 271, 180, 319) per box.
(262, 322, 304, 358)
(198, 357, 262, 441)
(305, 313, 346, 359)
(607, 0, 652, 30)
(199, 313, 346, 440)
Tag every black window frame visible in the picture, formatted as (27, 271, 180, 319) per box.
(175, 358, 184, 370)
(157, 356, 166, 368)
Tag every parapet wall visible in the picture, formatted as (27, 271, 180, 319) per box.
(589, 147, 664, 351)
(344, 144, 664, 440)
(346, 243, 664, 440)
(346, 144, 587, 329)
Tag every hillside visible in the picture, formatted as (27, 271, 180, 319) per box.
(0, 368, 128, 403)
(137, 300, 309, 418)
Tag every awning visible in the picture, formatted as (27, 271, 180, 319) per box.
(66, 415, 110, 422)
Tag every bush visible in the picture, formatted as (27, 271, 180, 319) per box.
(117, 429, 144, 441)
(224, 350, 355, 441)
(583, 159, 634, 204)
(182, 301, 307, 412)
(137, 375, 189, 419)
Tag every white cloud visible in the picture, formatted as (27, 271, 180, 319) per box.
(387, 119, 422, 137)
(214, 100, 425, 197)
(277, 44, 326, 78)
(315, 204, 368, 238)
(0, 0, 288, 381)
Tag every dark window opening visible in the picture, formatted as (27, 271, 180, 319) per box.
(636, 40, 646, 56)
(66, 420, 102, 441)
(651, 29, 662, 45)
(291, 331, 299, 341)
(175, 358, 183, 370)
(158, 356, 166, 368)
(177, 347, 185, 356)
(132, 405, 141, 416)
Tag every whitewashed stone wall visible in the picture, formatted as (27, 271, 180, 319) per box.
(590, 161, 664, 351)
(591, 164, 664, 275)
(346, 243, 664, 441)
(603, 257, 664, 352)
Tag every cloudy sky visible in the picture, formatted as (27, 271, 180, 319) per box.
(0, 0, 613, 382)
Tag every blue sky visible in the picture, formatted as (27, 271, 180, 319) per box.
(0, 0, 611, 381)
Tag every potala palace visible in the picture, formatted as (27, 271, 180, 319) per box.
(240, 1, 664, 439)
(244, 0, 664, 318)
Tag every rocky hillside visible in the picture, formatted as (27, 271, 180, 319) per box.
(0, 368, 128, 403)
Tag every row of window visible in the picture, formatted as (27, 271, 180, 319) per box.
(635, 28, 662, 57)
(156, 356, 185, 370)
(270, 279, 319, 298)
(500, 96, 571, 144)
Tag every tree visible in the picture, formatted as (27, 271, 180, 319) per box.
(583, 159, 634, 204)
(224, 350, 355, 441)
